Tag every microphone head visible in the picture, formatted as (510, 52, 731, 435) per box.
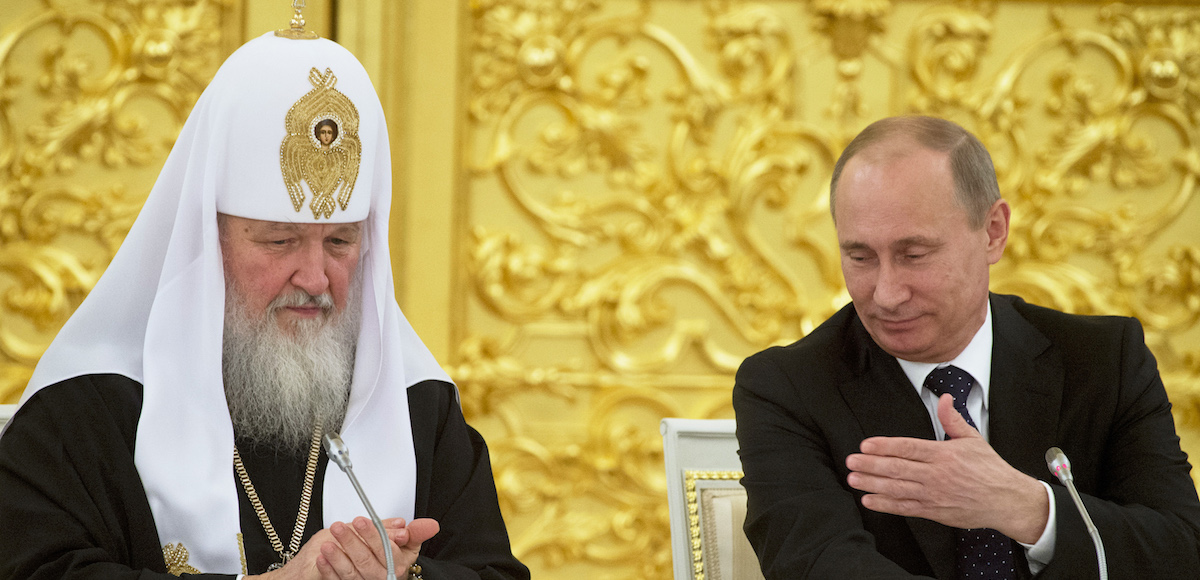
(323, 432, 353, 472)
(1045, 446, 1072, 483)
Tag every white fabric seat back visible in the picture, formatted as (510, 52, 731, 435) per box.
(661, 418, 765, 580)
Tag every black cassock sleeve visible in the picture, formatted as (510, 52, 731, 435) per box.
(406, 381, 529, 580)
(0, 374, 236, 580)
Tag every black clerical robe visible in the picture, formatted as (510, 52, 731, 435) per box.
(0, 375, 529, 580)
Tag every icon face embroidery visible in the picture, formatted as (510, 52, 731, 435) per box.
(280, 67, 361, 219)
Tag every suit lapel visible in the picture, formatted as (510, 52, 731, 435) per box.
(837, 296, 1063, 579)
(838, 348, 933, 441)
(838, 322, 957, 579)
(987, 295, 1063, 479)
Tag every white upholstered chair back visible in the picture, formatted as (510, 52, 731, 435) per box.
(661, 418, 765, 580)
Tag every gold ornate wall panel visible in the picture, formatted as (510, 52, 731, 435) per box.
(0, 0, 241, 403)
(453, 1, 1200, 578)
(4, 1, 1200, 580)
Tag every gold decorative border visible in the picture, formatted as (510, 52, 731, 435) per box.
(684, 469, 744, 580)
(238, 532, 248, 575)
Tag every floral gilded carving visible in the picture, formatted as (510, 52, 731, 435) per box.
(3, 1, 1199, 579)
(460, 1, 1200, 577)
(463, 4, 842, 576)
(0, 0, 229, 402)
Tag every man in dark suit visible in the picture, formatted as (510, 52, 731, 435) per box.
(733, 116, 1200, 579)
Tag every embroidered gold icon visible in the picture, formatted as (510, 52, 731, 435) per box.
(280, 67, 361, 218)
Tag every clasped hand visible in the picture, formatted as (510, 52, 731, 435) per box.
(845, 394, 1048, 544)
(252, 516, 440, 580)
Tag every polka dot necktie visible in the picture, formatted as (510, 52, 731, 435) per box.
(924, 365, 1017, 580)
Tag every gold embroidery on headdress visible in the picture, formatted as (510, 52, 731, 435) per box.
(162, 542, 201, 575)
(280, 67, 361, 219)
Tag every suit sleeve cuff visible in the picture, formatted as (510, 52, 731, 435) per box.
(1017, 480, 1057, 573)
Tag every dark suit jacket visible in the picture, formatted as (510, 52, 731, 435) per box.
(733, 293, 1200, 579)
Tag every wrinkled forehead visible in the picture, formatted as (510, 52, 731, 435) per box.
(217, 213, 365, 236)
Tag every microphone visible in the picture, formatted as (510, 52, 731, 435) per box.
(1045, 447, 1107, 580)
(324, 432, 397, 580)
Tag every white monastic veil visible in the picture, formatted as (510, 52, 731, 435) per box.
(15, 33, 451, 573)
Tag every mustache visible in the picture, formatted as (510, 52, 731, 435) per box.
(268, 289, 335, 313)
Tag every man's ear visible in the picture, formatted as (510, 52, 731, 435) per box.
(985, 199, 1010, 265)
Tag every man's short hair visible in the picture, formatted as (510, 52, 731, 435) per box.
(829, 116, 1001, 229)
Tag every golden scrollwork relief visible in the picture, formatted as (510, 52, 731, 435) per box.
(0, 0, 232, 402)
(458, 1, 1200, 578)
(4, 2, 1200, 579)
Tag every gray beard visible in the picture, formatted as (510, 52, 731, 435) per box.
(222, 280, 361, 455)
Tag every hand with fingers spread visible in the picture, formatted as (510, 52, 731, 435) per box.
(845, 393, 1049, 543)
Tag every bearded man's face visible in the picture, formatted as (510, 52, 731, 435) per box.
(218, 214, 362, 333)
(218, 214, 364, 453)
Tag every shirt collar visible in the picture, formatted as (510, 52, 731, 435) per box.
(896, 300, 994, 407)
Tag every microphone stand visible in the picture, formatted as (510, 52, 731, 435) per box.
(325, 432, 397, 580)
(1046, 447, 1107, 580)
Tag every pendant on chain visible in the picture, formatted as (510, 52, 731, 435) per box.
(267, 552, 295, 571)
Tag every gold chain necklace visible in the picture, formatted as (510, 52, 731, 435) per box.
(233, 422, 323, 571)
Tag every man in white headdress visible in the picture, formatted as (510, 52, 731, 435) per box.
(0, 27, 528, 580)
